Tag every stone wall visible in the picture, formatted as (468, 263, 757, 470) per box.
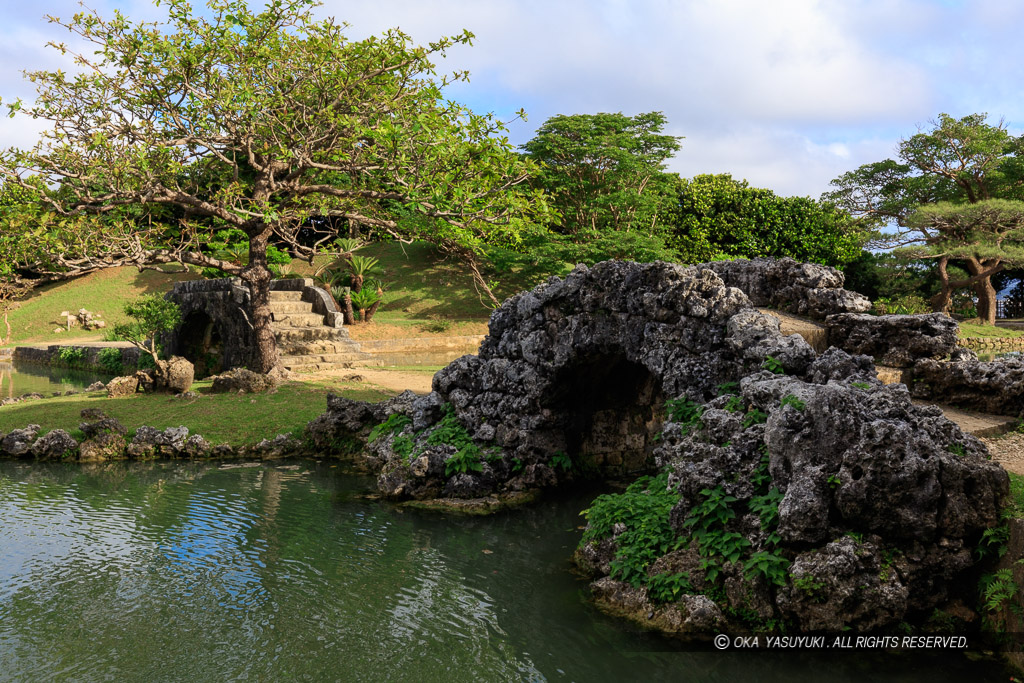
(12, 345, 143, 372)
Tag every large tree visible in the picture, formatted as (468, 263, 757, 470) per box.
(824, 113, 1024, 323)
(522, 111, 680, 245)
(0, 0, 544, 372)
(670, 173, 864, 267)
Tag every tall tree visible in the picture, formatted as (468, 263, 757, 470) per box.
(670, 173, 864, 267)
(824, 113, 1024, 323)
(0, 0, 544, 372)
(522, 111, 681, 241)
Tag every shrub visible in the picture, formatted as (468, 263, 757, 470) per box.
(96, 348, 124, 375)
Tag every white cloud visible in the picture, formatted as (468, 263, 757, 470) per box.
(1, 0, 1022, 198)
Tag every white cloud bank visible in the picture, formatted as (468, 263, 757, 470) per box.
(2, 0, 1022, 198)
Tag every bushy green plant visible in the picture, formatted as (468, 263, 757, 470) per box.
(744, 551, 790, 586)
(664, 396, 704, 434)
(96, 347, 124, 375)
(742, 408, 768, 428)
(550, 450, 572, 472)
(368, 413, 412, 443)
(872, 294, 931, 316)
(980, 569, 1017, 612)
(113, 294, 182, 365)
(581, 472, 682, 587)
(724, 395, 745, 413)
(762, 356, 785, 374)
(55, 346, 86, 368)
(780, 394, 805, 411)
(647, 572, 694, 605)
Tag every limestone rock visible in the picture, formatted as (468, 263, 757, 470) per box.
(252, 434, 302, 458)
(825, 313, 958, 368)
(30, 429, 78, 461)
(106, 375, 140, 398)
(79, 433, 128, 461)
(79, 417, 127, 439)
(704, 258, 871, 319)
(910, 357, 1024, 417)
(80, 408, 106, 420)
(209, 368, 278, 394)
(1, 425, 40, 457)
(127, 425, 190, 459)
(155, 356, 194, 394)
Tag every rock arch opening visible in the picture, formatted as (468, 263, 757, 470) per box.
(546, 355, 665, 477)
(178, 311, 223, 379)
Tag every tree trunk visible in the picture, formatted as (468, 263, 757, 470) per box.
(365, 288, 383, 322)
(973, 277, 998, 325)
(240, 230, 280, 373)
(929, 256, 953, 315)
(342, 291, 355, 326)
(965, 258, 999, 325)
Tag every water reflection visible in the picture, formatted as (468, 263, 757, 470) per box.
(0, 461, 1014, 681)
(0, 361, 104, 398)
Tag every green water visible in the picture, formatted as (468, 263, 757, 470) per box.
(0, 361, 103, 399)
(0, 461, 1012, 682)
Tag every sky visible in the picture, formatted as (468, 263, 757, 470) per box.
(1, 0, 1023, 199)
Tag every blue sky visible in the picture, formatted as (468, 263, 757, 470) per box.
(2, 0, 1022, 199)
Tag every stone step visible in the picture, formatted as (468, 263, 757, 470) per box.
(274, 327, 346, 342)
(280, 352, 375, 365)
(270, 312, 325, 327)
(281, 357, 383, 372)
(268, 301, 315, 314)
(269, 290, 305, 301)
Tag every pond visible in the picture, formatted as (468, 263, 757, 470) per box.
(0, 361, 106, 400)
(0, 460, 1012, 681)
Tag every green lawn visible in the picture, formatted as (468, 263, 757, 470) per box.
(959, 322, 1024, 339)
(0, 380, 394, 448)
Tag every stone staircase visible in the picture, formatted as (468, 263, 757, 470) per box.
(269, 290, 380, 372)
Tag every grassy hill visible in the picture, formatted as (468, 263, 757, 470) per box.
(3, 267, 199, 347)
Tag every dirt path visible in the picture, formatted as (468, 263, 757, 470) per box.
(982, 432, 1024, 476)
(294, 366, 435, 394)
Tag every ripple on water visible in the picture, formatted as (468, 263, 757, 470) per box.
(0, 461, 1015, 682)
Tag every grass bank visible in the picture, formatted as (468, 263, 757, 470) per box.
(959, 322, 1024, 339)
(0, 379, 394, 448)
(4, 267, 198, 347)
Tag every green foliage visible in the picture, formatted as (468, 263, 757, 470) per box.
(749, 487, 783, 535)
(664, 397, 704, 433)
(723, 395, 745, 413)
(113, 294, 182, 364)
(422, 406, 485, 478)
(682, 486, 752, 582)
(672, 173, 864, 267)
(647, 572, 694, 605)
(199, 229, 292, 278)
(744, 551, 791, 586)
(368, 413, 412, 443)
(872, 294, 931, 316)
(793, 573, 826, 599)
(581, 472, 682, 587)
(779, 394, 805, 411)
(716, 381, 741, 396)
(550, 450, 573, 472)
(948, 443, 967, 457)
(826, 113, 1024, 324)
(350, 287, 383, 311)
(827, 474, 842, 490)
(977, 524, 1011, 561)
(54, 346, 86, 368)
(980, 569, 1018, 612)
(762, 356, 785, 374)
(522, 112, 680, 241)
(96, 348, 124, 375)
(742, 409, 768, 429)
(851, 381, 872, 390)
